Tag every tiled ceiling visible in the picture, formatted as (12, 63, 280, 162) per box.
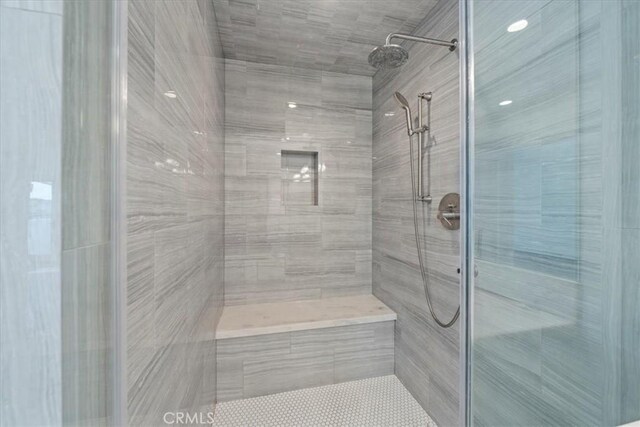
(212, 0, 440, 76)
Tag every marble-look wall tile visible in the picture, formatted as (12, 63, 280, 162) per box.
(60, 1, 115, 424)
(126, 0, 225, 424)
(61, 0, 112, 251)
(620, 3, 640, 423)
(224, 60, 373, 305)
(216, 322, 394, 401)
(211, 0, 440, 76)
(372, 1, 461, 426)
(621, 229, 640, 423)
(61, 244, 112, 425)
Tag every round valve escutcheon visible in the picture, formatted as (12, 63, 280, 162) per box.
(437, 192, 460, 230)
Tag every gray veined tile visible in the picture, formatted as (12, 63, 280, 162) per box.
(289, 324, 377, 355)
(621, 229, 640, 422)
(217, 333, 291, 359)
(61, 0, 112, 251)
(321, 71, 373, 110)
(372, 1, 461, 425)
(242, 353, 335, 398)
(333, 347, 395, 383)
(215, 357, 244, 402)
(224, 60, 373, 303)
(212, 0, 440, 76)
(126, 0, 225, 421)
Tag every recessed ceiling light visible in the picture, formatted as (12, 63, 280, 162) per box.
(499, 100, 513, 106)
(507, 19, 528, 32)
(164, 90, 177, 98)
(287, 101, 297, 108)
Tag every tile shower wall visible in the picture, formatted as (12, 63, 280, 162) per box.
(224, 60, 372, 305)
(372, 1, 460, 426)
(61, 1, 114, 424)
(621, 3, 640, 422)
(217, 322, 394, 401)
(126, 0, 225, 424)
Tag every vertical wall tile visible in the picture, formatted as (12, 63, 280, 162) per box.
(126, 0, 225, 423)
(217, 322, 394, 401)
(224, 61, 373, 305)
(372, 1, 461, 426)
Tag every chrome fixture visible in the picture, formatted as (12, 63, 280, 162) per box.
(437, 193, 461, 230)
(368, 33, 458, 69)
(393, 92, 428, 137)
(395, 90, 460, 328)
(393, 91, 431, 202)
(417, 92, 431, 203)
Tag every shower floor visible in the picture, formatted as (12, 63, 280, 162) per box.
(213, 375, 437, 427)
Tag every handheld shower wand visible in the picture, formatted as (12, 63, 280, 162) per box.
(393, 91, 429, 202)
(393, 92, 428, 136)
(393, 90, 460, 328)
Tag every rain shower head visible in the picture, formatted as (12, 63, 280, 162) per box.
(368, 33, 458, 70)
(368, 44, 409, 69)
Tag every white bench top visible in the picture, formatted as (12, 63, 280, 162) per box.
(216, 294, 396, 339)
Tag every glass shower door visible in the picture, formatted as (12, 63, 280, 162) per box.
(0, 1, 122, 425)
(467, 0, 639, 425)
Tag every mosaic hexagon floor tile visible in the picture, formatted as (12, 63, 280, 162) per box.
(213, 375, 437, 427)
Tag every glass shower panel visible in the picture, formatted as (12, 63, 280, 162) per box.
(469, 0, 639, 425)
(0, 1, 117, 425)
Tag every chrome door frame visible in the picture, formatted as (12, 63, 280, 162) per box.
(458, 0, 474, 425)
(111, 0, 128, 424)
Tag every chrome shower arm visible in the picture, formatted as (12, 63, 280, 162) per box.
(385, 33, 458, 51)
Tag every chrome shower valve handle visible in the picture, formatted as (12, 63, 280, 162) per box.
(437, 194, 461, 230)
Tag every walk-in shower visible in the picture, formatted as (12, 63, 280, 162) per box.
(3, 0, 639, 426)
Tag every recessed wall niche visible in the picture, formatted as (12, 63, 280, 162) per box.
(280, 150, 318, 206)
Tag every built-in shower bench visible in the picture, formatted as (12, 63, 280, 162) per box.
(215, 294, 396, 401)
